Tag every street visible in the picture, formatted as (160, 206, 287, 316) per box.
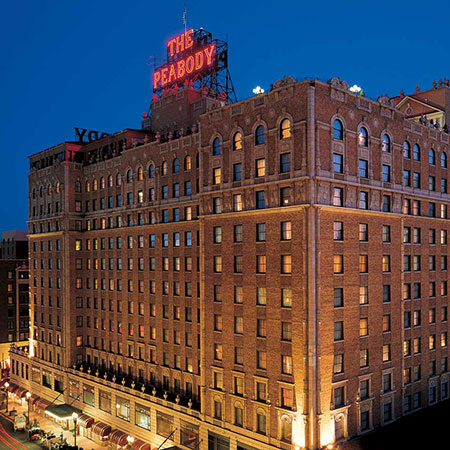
(0, 413, 41, 450)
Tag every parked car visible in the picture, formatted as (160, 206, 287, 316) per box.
(13, 413, 26, 431)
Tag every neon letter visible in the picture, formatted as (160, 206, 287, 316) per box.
(195, 50, 204, 70)
(186, 55, 195, 74)
(175, 34, 184, 54)
(167, 39, 176, 57)
(153, 70, 161, 89)
(161, 67, 169, 86)
(168, 64, 177, 83)
(177, 59, 186, 80)
(204, 44, 215, 66)
(185, 29, 194, 49)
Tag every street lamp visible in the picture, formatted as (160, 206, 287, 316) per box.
(4, 382, 9, 413)
(25, 392, 31, 426)
(127, 435, 134, 449)
(72, 412, 78, 448)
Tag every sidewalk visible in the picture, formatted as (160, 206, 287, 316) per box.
(4, 397, 107, 450)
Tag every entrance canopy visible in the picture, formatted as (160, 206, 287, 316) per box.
(44, 404, 81, 420)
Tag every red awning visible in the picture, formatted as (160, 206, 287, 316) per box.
(133, 439, 151, 450)
(7, 383, 18, 393)
(35, 398, 51, 410)
(92, 422, 111, 437)
(109, 429, 128, 446)
(77, 413, 94, 428)
(31, 395, 40, 405)
(15, 388, 28, 398)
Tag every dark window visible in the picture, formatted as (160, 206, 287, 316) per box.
(212, 138, 221, 156)
(255, 125, 265, 145)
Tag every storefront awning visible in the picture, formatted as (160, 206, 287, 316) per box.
(133, 439, 151, 450)
(92, 421, 111, 437)
(35, 398, 51, 410)
(31, 394, 40, 405)
(44, 403, 80, 420)
(77, 413, 94, 428)
(109, 429, 128, 446)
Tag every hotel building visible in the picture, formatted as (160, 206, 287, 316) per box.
(9, 74, 450, 449)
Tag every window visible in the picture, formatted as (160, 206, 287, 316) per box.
(403, 140, 411, 158)
(256, 287, 266, 305)
(255, 125, 265, 145)
(333, 187, 343, 206)
(281, 221, 292, 240)
(358, 127, 368, 146)
(334, 255, 343, 274)
(280, 187, 291, 206)
(257, 255, 266, 273)
(382, 134, 391, 152)
(212, 137, 221, 155)
(330, 153, 343, 176)
(334, 288, 343, 307)
(382, 225, 391, 242)
(429, 148, 436, 165)
(184, 156, 191, 171)
(360, 349, 369, 368)
(359, 159, 368, 178)
(281, 355, 293, 374)
(234, 224, 243, 242)
(359, 255, 368, 273)
(256, 191, 265, 209)
(383, 285, 391, 303)
(334, 321, 344, 341)
(334, 354, 344, 374)
(256, 158, 265, 177)
(213, 197, 222, 213)
(213, 167, 221, 185)
(359, 223, 368, 241)
(359, 191, 368, 209)
(333, 119, 343, 140)
(233, 163, 242, 181)
(280, 119, 291, 139)
(213, 226, 222, 243)
(382, 255, 390, 272)
(383, 314, 391, 332)
(282, 288, 292, 307)
(382, 165, 391, 182)
(333, 221, 343, 240)
(233, 132, 243, 150)
(411, 170, 419, 187)
(382, 344, 391, 362)
(360, 318, 368, 337)
(280, 153, 291, 173)
(413, 144, 420, 161)
(256, 223, 266, 241)
(281, 255, 292, 274)
(233, 194, 243, 211)
(442, 152, 447, 168)
(429, 176, 436, 191)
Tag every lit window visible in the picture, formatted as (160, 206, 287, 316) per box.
(334, 255, 343, 274)
(281, 255, 292, 274)
(256, 158, 265, 177)
(213, 167, 221, 185)
(360, 318, 368, 337)
(358, 127, 368, 146)
(161, 161, 168, 176)
(281, 221, 292, 240)
(280, 119, 291, 139)
(382, 255, 391, 272)
(233, 132, 243, 150)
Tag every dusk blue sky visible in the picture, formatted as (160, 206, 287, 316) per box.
(1, 0, 449, 231)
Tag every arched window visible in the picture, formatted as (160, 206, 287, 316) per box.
(403, 141, 411, 158)
(184, 156, 191, 171)
(126, 170, 132, 183)
(413, 144, 421, 161)
(429, 148, 436, 165)
(47, 184, 51, 195)
(55, 182, 60, 193)
(137, 167, 143, 181)
(116, 173, 121, 186)
(280, 119, 291, 139)
(255, 125, 265, 145)
(100, 177, 105, 189)
(333, 119, 343, 140)
(93, 179, 98, 191)
(358, 127, 368, 147)
(161, 161, 168, 176)
(233, 132, 243, 150)
(382, 134, 391, 152)
(173, 158, 179, 173)
(108, 175, 113, 187)
(441, 152, 447, 168)
(85, 181, 91, 192)
(74, 180, 81, 193)
(148, 164, 155, 178)
(212, 137, 221, 156)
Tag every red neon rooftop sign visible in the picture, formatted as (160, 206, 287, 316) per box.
(153, 29, 216, 90)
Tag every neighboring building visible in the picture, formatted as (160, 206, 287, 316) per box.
(0, 231, 29, 375)
(1, 230, 28, 259)
(9, 73, 450, 450)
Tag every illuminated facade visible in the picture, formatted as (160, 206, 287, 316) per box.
(8, 68, 450, 450)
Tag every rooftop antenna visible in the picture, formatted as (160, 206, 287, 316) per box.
(183, 2, 187, 33)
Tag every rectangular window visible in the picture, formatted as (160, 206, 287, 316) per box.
(280, 153, 291, 173)
(382, 165, 391, 182)
(333, 187, 343, 206)
(359, 159, 368, 178)
(333, 222, 343, 240)
(333, 153, 343, 173)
